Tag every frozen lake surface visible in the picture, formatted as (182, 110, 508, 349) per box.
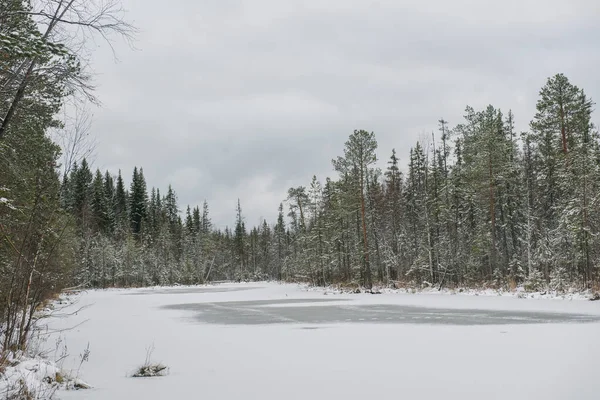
(164, 298, 600, 326)
(46, 283, 600, 400)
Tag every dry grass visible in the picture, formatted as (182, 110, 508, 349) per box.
(132, 364, 168, 378)
(132, 344, 168, 378)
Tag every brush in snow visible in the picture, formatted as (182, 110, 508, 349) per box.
(133, 364, 169, 377)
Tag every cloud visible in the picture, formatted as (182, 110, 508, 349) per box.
(87, 0, 600, 229)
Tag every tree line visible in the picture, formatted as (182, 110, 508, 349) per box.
(58, 73, 599, 293)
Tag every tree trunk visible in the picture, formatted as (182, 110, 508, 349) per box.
(0, 61, 34, 140)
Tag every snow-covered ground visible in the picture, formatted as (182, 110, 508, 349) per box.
(0, 354, 62, 398)
(0, 293, 89, 399)
(43, 282, 600, 400)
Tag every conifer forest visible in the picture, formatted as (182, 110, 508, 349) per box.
(56, 74, 600, 293)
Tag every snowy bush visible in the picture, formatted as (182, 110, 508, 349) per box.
(132, 345, 168, 378)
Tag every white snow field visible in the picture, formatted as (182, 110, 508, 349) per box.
(45, 283, 600, 400)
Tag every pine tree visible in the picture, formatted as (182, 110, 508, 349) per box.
(287, 187, 309, 232)
(234, 199, 246, 279)
(333, 130, 378, 289)
(530, 74, 596, 285)
(274, 203, 286, 280)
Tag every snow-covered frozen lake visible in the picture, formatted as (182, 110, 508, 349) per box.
(46, 283, 600, 400)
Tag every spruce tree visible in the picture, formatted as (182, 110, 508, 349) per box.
(72, 158, 93, 229)
(165, 185, 178, 229)
(129, 167, 148, 235)
(91, 169, 110, 234)
(185, 205, 194, 234)
(114, 170, 128, 232)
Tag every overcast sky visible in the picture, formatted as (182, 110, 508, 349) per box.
(86, 0, 600, 229)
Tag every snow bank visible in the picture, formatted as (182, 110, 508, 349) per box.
(1, 354, 61, 399)
(307, 283, 599, 301)
(0, 355, 89, 400)
(0, 353, 89, 399)
(0, 293, 90, 399)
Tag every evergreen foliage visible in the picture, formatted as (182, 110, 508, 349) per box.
(49, 74, 600, 292)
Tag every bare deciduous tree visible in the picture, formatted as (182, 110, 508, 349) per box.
(54, 102, 98, 178)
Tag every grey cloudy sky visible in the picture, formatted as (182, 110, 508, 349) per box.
(86, 0, 600, 229)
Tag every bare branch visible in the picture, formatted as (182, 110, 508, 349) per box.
(52, 102, 97, 177)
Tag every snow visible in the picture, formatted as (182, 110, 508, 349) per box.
(0, 197, 16, 210)
(0, 293, 90, 399)
(0, 355, 60, 399)
(308, 283, 599, 301)
(0, 352, 88, 398)
(43, 283, 600, 400)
